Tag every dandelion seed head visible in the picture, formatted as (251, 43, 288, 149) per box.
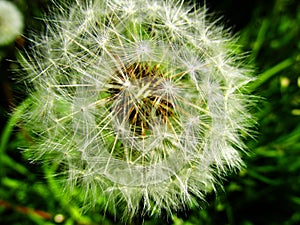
(0, 0, 23, 46)
(20, 0, 256, 220)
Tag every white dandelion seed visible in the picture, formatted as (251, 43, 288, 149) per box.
(0, 0, 23, 46)
(20, 0, 255, 221)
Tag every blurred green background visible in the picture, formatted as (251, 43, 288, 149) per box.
(1, 0, 300, 224)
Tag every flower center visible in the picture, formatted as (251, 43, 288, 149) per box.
(109, 62, 174, 136)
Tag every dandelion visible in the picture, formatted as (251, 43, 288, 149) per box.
(20, 0, 255, 220)
(0, 0, 23, 46)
